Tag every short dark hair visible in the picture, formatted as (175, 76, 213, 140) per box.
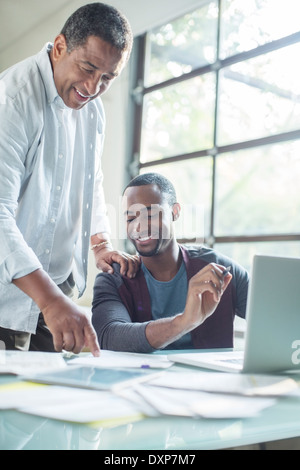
(61, 2, 133, 57)
(124, 173, 177, 206)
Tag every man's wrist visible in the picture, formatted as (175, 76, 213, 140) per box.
(90, 240, 110, 251)
(90, 233, 113, 251)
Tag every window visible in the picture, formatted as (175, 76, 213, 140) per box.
(130, 0, 300, 271)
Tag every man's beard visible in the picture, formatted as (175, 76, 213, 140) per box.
(134, 238, 161, 257)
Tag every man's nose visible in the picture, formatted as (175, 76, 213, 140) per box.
(131, 219, 141, 235)
(85, 75, 102, 97)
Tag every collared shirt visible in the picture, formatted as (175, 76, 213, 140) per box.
(0, 44, 110, 333)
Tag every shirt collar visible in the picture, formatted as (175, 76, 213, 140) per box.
(36, 43, 67, 109)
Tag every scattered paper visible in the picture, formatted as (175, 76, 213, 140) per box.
(0, 351, 283, 424)
(0, 382, 145, 425)
(69, 350, 173, 369)
(134, 384, 276, 419)
(113, 387, 160, 418)
(148, 371, 299, 397)
(0, 351, 66, 375)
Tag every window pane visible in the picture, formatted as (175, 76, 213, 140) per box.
(217, 43, 300, 146)
(140, 158, 213, 241)
(215, 141, 300, 236)
(220, 0, 300, 59)
(145, 1, 218, 87)
(140, 74, 216, 163)
(215, 241, 300, 273)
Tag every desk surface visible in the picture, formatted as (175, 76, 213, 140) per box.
(1, 351, 300, 451)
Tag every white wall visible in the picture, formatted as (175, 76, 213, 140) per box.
(0, 0, 206, 71)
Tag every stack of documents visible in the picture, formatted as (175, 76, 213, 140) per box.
(122, 370, 300, 419)
(126, 370, 299, 419)
(148, 371, 299, 397)
(123, 384, 276, 419)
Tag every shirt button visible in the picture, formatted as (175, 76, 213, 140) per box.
(45, 249, 50, 255)
(58, 154, 64, 159)
(50, 218, 55, 224)
(91, 112, 94, 119)
(88, 174, 92, 180)
(90, 143, 93, 150)
(86, 203, 89, 210)
(56, 185, 61, 191)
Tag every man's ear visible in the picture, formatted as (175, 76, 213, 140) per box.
(172, 203, 181, 221)
(51, 34, 68, 62)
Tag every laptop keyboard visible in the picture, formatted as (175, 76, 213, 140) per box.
(219, 358, 243, 365)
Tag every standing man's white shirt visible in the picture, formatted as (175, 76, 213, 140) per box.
(0, 44, 110, 333)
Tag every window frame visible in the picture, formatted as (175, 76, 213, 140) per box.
(129, 1, 300, 249)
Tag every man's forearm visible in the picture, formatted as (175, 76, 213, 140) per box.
(12, 268, 66, 311)
(145, 314, 191, 350)
(13, 268, 100, 355)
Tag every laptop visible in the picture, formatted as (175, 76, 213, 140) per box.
(169, 255, 300, 374)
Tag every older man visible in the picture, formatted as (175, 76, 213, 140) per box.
(0, 3, 138, 354)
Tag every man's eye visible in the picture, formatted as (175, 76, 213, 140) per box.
(82, 67, 94, 74)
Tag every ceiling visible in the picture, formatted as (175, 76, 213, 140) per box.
(0, 0, 204, 71)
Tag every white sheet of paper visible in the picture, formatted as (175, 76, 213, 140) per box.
(148, 371, 299, 397)
(70, 350, 173, 369)
(133, 384, 276, 418)
(0, 351, 66, 375)
(0, 383, 145, 424)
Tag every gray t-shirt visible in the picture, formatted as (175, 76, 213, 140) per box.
(141, 262, 192, 349)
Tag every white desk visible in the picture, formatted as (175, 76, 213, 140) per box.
(1, 351, 300, 451)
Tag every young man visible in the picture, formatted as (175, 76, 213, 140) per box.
(92, 173, 249, 352)
(0, 3, 138, 355)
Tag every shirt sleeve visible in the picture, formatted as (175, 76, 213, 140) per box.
(0, 97, 42, 285)
(92, 270, 156, 353)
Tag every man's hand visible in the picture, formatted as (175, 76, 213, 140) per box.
(42, 295, 100, 355)
(13, 269, 100, 356)
(182, 263, 232, 329)
(94, 245, 140, 278)
(145, 263, 232, 350)
(91, 233, 140, 278)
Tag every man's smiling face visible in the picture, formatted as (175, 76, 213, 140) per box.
(50, 34, 128, 110)
(123, 184, 179, 258)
